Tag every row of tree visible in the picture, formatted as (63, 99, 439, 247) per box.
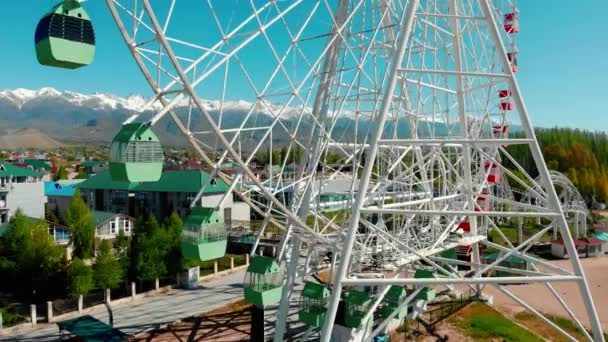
(65, 212, 185, 300)
(0, 189, 186, 302)
(507, 128, 608, 202)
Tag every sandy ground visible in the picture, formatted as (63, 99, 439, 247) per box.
(485, 255, 608, 332)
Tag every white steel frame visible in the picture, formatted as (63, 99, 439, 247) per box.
(103, 0, 604, 341)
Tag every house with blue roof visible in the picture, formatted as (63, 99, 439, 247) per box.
(45, 180, 86, 220)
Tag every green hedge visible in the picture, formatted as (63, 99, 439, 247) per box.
(0, 307, 26, 326)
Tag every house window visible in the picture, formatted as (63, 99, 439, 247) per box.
(123, 218, 130, 232)
(111, 221, 116, 235)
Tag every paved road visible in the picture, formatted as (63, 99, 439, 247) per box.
(0, 270, 246, 341)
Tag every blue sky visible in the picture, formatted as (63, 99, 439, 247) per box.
(0, 1, 607, 130)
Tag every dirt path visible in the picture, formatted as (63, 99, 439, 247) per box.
(486, 256, 608, 332)
(131, 301, 252, 342)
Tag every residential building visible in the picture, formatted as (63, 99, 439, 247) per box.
(92, 210, 134, 239)
(47, 221, 72, 245)
(16, 159, 53, 174)
(551, 238, 604, 258)
(45, 180, 85, 219)
(0, 162, 46, 225)
(80, 161, 108, 177)
(78, 169, 250, 228)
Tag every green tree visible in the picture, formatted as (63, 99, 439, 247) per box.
(76, 168, 88, 180)
(114, 230, 130, 273)
(53, 165, 69, 181)
(0, 211, 65, 298)
(67, 258, 94, 299)
(93, 240, 123, 290)
(131, 215, 169, 282)
(164, 213, 184, 276)
(66, 189, 96, 259)
(271, 149, 282, 165)
(45, 205, 61, 224)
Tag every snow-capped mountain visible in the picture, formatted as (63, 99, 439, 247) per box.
(0, 87, 154, 112)
(0, 87, 325, 147)
(0, 87, 492, 148)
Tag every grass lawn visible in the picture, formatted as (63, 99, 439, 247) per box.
(515, 311, 608, 342)
(490, 226, 554, 246)
(449, 303, 543, 342)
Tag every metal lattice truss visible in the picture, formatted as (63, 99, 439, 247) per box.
(105, 0, 604, 341)
(519, 170, 590, 239)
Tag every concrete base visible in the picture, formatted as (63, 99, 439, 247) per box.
(178, 267, 200, 289)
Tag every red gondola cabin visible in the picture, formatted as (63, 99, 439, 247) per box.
(504, 13, 519, 34)
(484, 161, 501, 184)
(458, 221, 471, 233)
(492, 125, 509, 137)
(498, 90, 513, 111)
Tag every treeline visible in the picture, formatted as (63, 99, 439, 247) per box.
(0, 190, 187, 303)
(254, 146, 349, 166)
(507, 128, 608, 202)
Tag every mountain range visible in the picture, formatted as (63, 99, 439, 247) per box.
(0, 87, 499, 150)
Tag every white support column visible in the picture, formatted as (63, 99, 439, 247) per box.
(319, 2, 420, 340)
(478, 1, 604, 340)
(575, 212, 580, 239)
(273, 238, 302, 342)
(449, 0, 481, 296)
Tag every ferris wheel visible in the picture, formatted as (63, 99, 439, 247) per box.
(35, 0, 604, 341)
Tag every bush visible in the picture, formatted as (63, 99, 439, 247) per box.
(0, 306, 25, 326)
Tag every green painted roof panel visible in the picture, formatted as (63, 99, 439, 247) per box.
(111, 123, 158, 143)
(301, 281, 330, 300)
(22, 159, 52, 171)
(0, 162, 42, 177)
(79, 169, 228, 194)
(483, 251, 528, 264)
(91, 211, 120, 226)
(385, 285, 406, 300)
(593, 232, 608, 241)
(247, 256, 280, 275)
(414, 269, 437, 279)
(185, 207, 223, 226)
(345, 290, 371, 306)
(77, 170, 138, 191)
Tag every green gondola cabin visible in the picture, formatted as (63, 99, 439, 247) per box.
(244, 256, 283, 308)
(35, 0, 95, 69)
(414, 269, 437, 301)
(380, 286, 408, 319)
(109, 123, 163, 183)
(344, 290, 372, 328)
(299, 281, 331, 328)
(181, 207, 227, 261)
